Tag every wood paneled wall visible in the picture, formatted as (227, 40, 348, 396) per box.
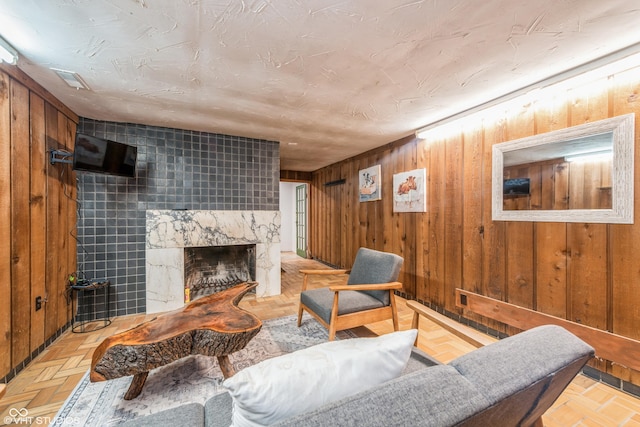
(309, 68, 640, 385)
(0, 64, 78, 380)
(504, 157, 612, 210)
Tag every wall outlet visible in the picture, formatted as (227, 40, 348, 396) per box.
(35, 296, 42, 311)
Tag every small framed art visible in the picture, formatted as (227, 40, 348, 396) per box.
(359, 165, 381, 202)
(393, 168, 427, 212)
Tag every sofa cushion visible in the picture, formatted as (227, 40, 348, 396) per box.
(448, 324, 595, 405)
(273, 365, 490, 427)
(204, 392, 233, 427)
(300, 287, 385, 324)
(223, 329, 417, 427)
(403, 345, 440, 374)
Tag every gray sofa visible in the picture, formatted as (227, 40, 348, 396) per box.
(122, 324, 594, 427)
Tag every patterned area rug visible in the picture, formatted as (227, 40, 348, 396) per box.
(52, 314, 353, 426)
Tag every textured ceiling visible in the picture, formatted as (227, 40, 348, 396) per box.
(2, 1, 640, 171)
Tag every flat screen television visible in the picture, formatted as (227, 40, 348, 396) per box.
(503, 178, 530, 196)
(73, 133, 137, 177)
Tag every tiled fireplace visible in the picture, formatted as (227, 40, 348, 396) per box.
(145, 210, 281, 313)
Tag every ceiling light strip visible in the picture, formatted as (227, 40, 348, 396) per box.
(415, 41, 640, 138)
(0, 36, 18, 65)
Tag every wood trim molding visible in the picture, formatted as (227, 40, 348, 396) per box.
(455, 288, 640, 372)
(280, 170, 312, 182)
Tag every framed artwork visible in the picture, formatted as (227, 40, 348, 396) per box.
(359, 165, 381, 202)
(393, 168, 427, 212)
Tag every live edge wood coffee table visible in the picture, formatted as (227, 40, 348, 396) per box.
(90, 282, 262, 399)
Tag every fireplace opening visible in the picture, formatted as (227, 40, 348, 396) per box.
(184, 244, 256, 302)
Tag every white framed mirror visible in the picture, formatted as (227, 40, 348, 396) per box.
(492, 113, 635, 223)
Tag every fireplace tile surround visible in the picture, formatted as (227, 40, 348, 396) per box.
(146, 210, 281, 313)
(76, 118, 279, 318)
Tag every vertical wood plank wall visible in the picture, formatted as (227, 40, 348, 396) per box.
(309, 69, 640, 386)
(503, 158, 611, 211)
(0, 65, 78, 380)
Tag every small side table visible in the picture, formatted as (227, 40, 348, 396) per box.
(71, 280, 112, 333)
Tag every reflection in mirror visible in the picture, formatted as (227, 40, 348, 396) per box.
(492, 113, 634, 223)
(503, 132, 613, 211)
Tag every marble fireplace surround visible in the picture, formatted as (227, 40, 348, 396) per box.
(145, 210, 281, 314)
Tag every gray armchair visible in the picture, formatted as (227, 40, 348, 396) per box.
(297, 248, 404, 340)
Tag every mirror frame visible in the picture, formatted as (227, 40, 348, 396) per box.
(492, 113, 635, 223)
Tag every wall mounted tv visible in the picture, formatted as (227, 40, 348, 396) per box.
(503, 178, 530, 196)
(73, 133, 137, 178)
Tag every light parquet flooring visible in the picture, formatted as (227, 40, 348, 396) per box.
(1, 252, 639, 426)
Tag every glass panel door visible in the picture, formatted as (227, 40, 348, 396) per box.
(295, 184, 307, 258)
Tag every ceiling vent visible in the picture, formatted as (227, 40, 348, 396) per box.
(51, 68, 90, 90)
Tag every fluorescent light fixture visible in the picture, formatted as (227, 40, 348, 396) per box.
(415, 42, 640, 139)
(564, 150, 613, 163)
(0, 36, 18, 65)
(51, 68, 90, 90)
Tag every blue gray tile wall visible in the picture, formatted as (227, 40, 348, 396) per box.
(75, 118, 280, 319)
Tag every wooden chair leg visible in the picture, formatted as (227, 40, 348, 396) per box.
(298, 274, 309, 327)
(411, 311, 420, 346)
(390, 293, 399, 332)
(328, 291, 340, 341)
(392, 312, 399, 332)
(297, 304, 304, 327)
(328, 326, 337, 341)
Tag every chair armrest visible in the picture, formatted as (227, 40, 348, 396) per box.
(299, 269, 349, 275)
(300, 269, 350, 291)
(406, 300, 495, 348)
(329, 282, 403, 292)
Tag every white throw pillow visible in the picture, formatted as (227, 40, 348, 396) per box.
(223, 329, 418, 427)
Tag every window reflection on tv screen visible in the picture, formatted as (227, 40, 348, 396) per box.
(73, 133, 136, 177)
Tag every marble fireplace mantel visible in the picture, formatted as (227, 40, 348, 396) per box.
(145, 210, 281, 314)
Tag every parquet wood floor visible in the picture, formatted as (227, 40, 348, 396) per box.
(1, 252, 639, 426)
